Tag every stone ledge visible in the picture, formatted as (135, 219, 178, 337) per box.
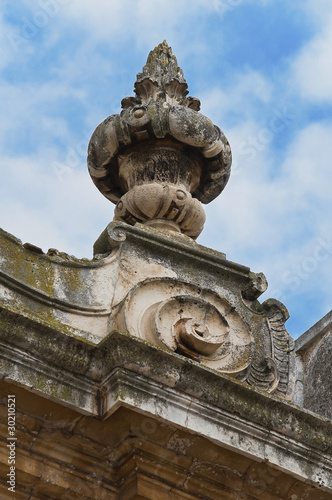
(94, 221, 250, 274)
(295, 309, 332, 352)
(2, 380, 329, 499)
(0, 310, 331, 493)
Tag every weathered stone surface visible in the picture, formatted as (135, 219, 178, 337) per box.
(1, 39, 331, 500)
(294, 310, 332, 420)
(87, 41, 231, 238)
(116, 277, 252, 374)
(0, 227, 116, 344)
(0, 356, 331, 498)
(0, 224, 330, 495)
(114, 181, 206, 238)
(0, 222, 294, 397)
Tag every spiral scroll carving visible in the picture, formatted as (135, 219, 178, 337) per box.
(118, 278, 252, 375)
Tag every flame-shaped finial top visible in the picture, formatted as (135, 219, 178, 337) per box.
(136, 40, 186, 88)
(127, 40, 200, 110)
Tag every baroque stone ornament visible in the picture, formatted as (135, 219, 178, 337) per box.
(88, 40, 231, 238)
(90, 222, 294, 397)
(116, 278, 253, 375)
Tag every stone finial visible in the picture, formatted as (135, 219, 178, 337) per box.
(137, 40, 187, 87)
(88, 41, 232, 239)
(132, 40, 200, 110)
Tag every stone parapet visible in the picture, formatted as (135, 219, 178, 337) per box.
(0, 221, 294, 398)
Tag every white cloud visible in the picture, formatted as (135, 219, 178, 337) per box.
(302, 0, 332, 26)
(291, 2, 332, 101)
(0, 151, 110, 258)
(201, 119, 332, 321)
(0, 10, 24, 71)
(55, 0, 211, 49)
(282, 122, 332, 203)
(200, 68, 273, 122)
(0, 80, 82, 142)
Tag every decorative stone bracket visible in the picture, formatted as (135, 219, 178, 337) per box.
(114, 273, 294, 397)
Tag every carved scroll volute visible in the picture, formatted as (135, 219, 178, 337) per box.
(264, 299, 295, 398)
(154, 296, 229, 361)
(116, 279, 253, 375)
(175, 318, 226, 357)
(113, 277, 294, 397)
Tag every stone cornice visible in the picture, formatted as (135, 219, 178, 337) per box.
(0, 222, 294, 397)
(0, 308, 331, 493)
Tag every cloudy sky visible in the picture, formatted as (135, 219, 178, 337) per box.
(1, 0, 331, 339)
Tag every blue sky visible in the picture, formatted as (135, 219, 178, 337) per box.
(1, 0, 332, 339)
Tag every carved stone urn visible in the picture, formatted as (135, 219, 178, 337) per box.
(88, 40, 231, 239)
